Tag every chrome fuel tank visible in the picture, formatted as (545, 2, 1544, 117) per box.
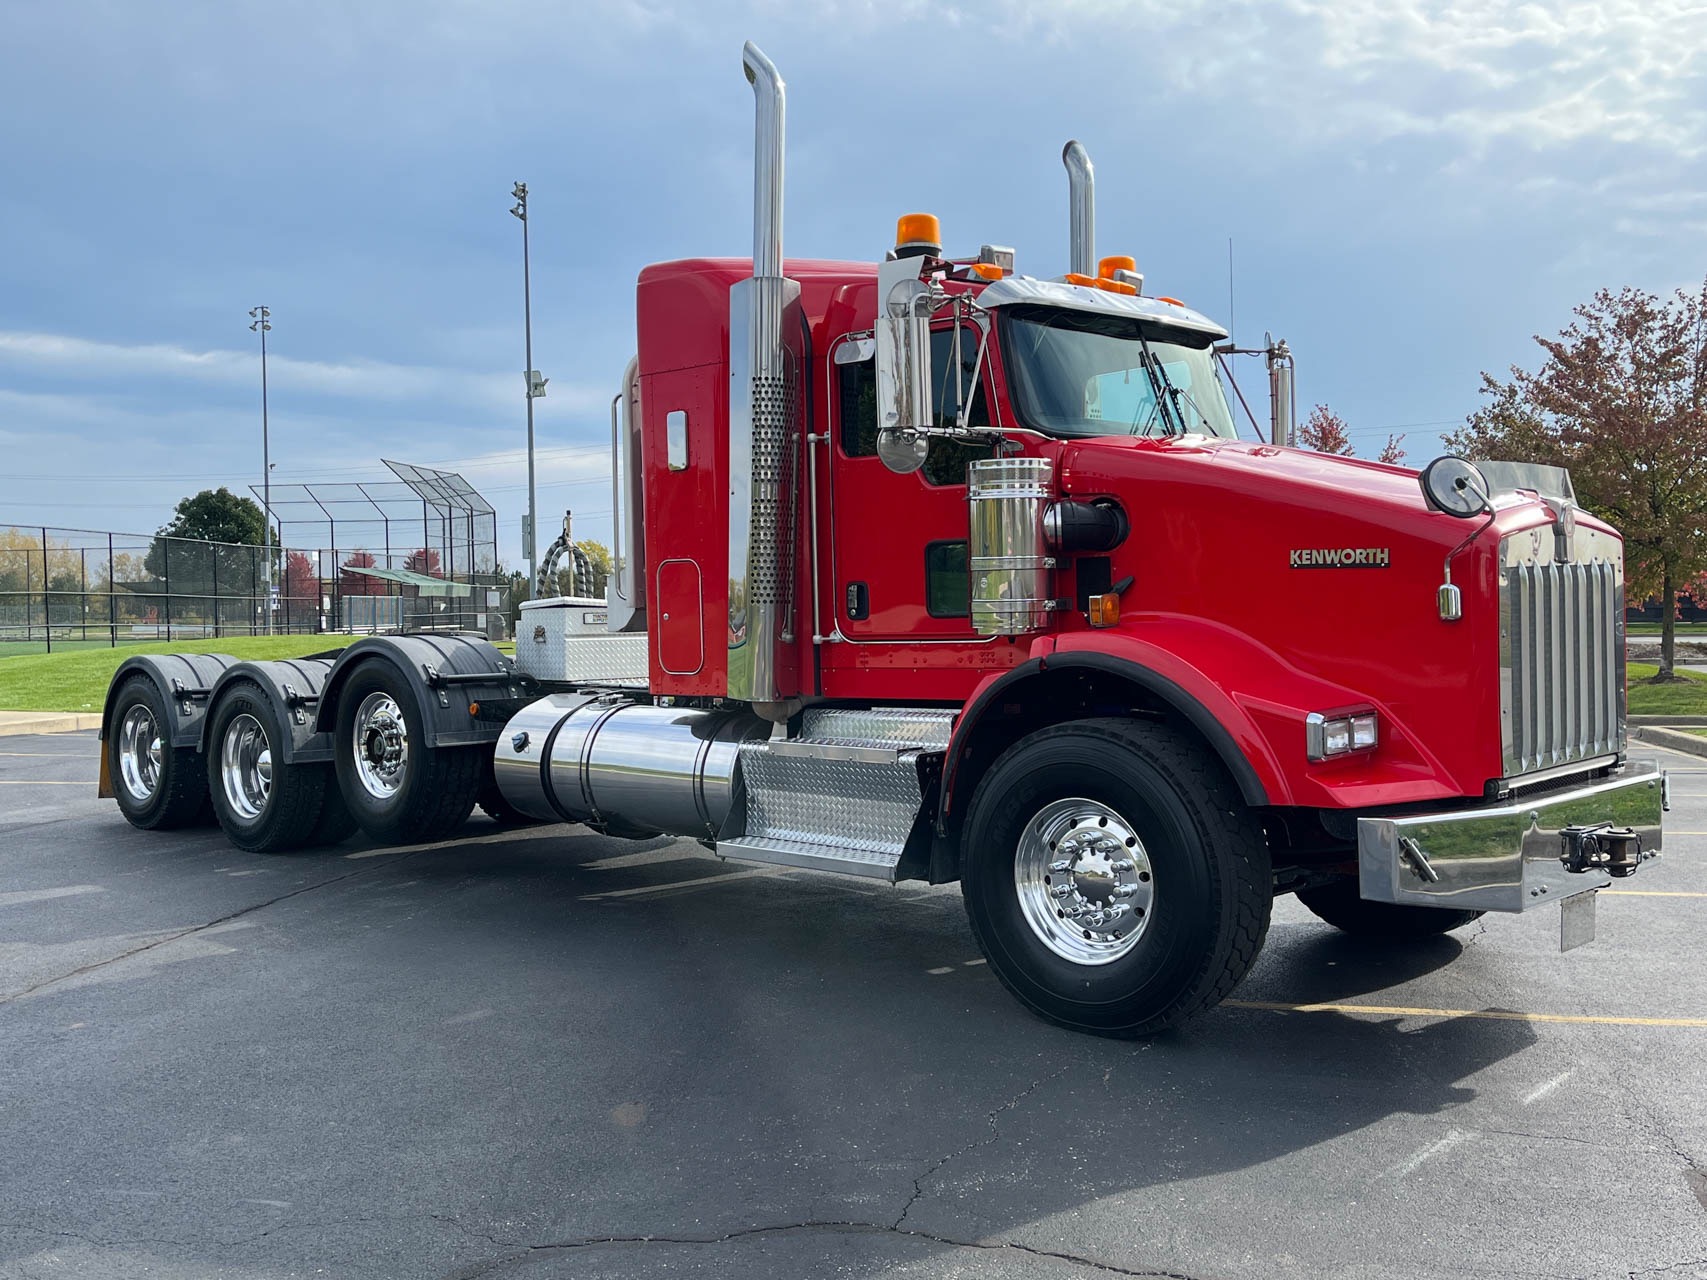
(494, 694, 770, 838)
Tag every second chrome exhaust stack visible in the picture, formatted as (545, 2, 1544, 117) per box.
(1062, 140, 1095, 277)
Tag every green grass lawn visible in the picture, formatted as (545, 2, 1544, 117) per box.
(1626, 663, 1707, 716)
(6, 639, 1704, 720)
(1627, 622, 1707, 635)
(0, 636, 357, 713)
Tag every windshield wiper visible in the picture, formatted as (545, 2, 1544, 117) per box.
(1132, 341, 1185, 437)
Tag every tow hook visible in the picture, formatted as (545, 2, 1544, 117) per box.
(1559, 824, 1651, 878)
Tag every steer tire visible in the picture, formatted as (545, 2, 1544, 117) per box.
(960, 718, 1272, 1038)
(334, 661, 480, 846)
(1296, 879, 1484, 939)
(107, 675, 207, 831)
(205, 684, 326, 854)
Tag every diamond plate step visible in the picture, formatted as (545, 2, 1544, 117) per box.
(716, 724, 945, 882)
(798, 706, 955, 750)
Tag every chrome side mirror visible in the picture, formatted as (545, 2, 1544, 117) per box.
(1420, 455, 1491, 519)
(876, 256, 934, 435)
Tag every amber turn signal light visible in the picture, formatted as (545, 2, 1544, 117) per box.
(1087, 593, 1120, 627)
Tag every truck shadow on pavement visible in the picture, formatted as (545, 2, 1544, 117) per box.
(0, 818, 1543, 1280)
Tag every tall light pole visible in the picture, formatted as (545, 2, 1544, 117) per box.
(510, 182, 546, 593)
(248, 305, 274, 635)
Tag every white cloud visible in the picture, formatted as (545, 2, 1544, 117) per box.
(0, 331, 608, 415)
(825, 0, 1707, 155)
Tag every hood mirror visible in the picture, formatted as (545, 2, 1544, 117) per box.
(1420, 455, 1491, 519)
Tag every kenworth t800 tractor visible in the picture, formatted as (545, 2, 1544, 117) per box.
(99, 43, 1665, 1037)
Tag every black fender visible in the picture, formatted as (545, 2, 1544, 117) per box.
(102, 652, 239, 751)
(312, 633, 523, 749)
(206, 658, 340, 765)
(937, 651, 1270, 837)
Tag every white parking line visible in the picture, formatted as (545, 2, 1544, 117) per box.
(580, 867, 788, 900)
(1522, 1071, 1573, 1105)
(0, 885, 103, 908)
(1384, 1130, 1472, 1178)
(580, 849, 699, 871)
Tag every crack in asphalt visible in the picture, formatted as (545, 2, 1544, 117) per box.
(0, 1213, 1215, 1279)
(433, 1218, 1212, 1279)
(0, 855, 420, 1007)
(1629, 1258, 1707, 1280)
(891, 1060, 1079, 1234)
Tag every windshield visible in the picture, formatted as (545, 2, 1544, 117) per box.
(1000, 306, 1239, 440)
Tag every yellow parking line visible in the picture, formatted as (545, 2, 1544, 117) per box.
(1602, 890, 1707, 897)
(1225, 1000, 1707, 1028)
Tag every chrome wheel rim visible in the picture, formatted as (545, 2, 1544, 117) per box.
(117, 705, 162, 803)
(220, 713, 272, 822)
(353, 692, 408, 800)
(1014, 797, 1155, 966)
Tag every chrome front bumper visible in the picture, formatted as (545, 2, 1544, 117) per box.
(1358, 761, 1667, 913)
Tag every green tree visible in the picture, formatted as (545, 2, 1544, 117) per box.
(1445, 281, 1707, 680)
(145, 488, 274, 604)
(553, 539, 612, 599)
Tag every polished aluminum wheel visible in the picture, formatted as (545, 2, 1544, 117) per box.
(220, 713, 273, 822)
(1014, 797, 1155, 965)
(117, 705, 162, 803)
(352, 692, 408, 800)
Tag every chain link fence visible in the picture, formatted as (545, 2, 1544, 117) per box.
(0, 525, 517, 655)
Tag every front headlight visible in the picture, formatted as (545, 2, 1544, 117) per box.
(1307, 711, 1378, 762)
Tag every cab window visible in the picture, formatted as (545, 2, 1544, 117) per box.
(838, 327, 997, 485)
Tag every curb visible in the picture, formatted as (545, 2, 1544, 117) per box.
(1633, 725, 1707, 759)
(1629, 715, 1707, 727)
(0, 713, 103, 738)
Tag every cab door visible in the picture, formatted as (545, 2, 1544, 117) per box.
(821, 323, 997, 643)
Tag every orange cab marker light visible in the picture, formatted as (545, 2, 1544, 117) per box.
(1064, 272, 1099, 288)
(970, 262, 1004, 281)
(1088, 593, 1120, 627)
(1097, 254, 1137, 280)
(469, 701, 480, 718)
(895, 212, 942, 254)
(1096, 279, 1138, 296)
(1157, 295, 1186, 307)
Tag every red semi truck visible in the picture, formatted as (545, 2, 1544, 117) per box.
(98, 43, 1666, 1037)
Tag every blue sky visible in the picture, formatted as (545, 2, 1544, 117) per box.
(2, 0, 1704, 566)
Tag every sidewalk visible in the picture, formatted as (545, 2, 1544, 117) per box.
(0, 711, 103, 738)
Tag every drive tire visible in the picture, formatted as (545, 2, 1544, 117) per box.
(334, 661, 479, 845)
(1296, 880, 1483, 938)
(310, 780, 359, 846)
(108, 675, 206, 830)
(961, 718, 1271, 1038)
(206, 684, 327, 854)
(475, 756, 540, 826)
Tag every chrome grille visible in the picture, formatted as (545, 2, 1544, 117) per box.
(1500, 526, 1625, 777)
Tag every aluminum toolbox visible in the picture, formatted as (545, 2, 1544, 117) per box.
(516, 597, 648, 686)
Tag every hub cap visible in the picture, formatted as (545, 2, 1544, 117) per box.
(220, 713, 273, 822)
(353, 693, 408, 800)
(1014, 797, 1155, 965)
(117, 705, 162, 803)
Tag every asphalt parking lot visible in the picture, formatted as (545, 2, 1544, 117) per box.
(1, 731, 1704, 1280)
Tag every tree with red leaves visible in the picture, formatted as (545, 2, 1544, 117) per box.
(339, 550, 386, 597)
(404, 548, 442, 578)
(1297, 404, 1407, 464)
(1446, 281, 1707, 680)
(282, 551, 318, 602)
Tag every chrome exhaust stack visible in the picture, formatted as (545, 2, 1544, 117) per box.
(1062, 140, 1095, 277)
(727, 41, 803, 715)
